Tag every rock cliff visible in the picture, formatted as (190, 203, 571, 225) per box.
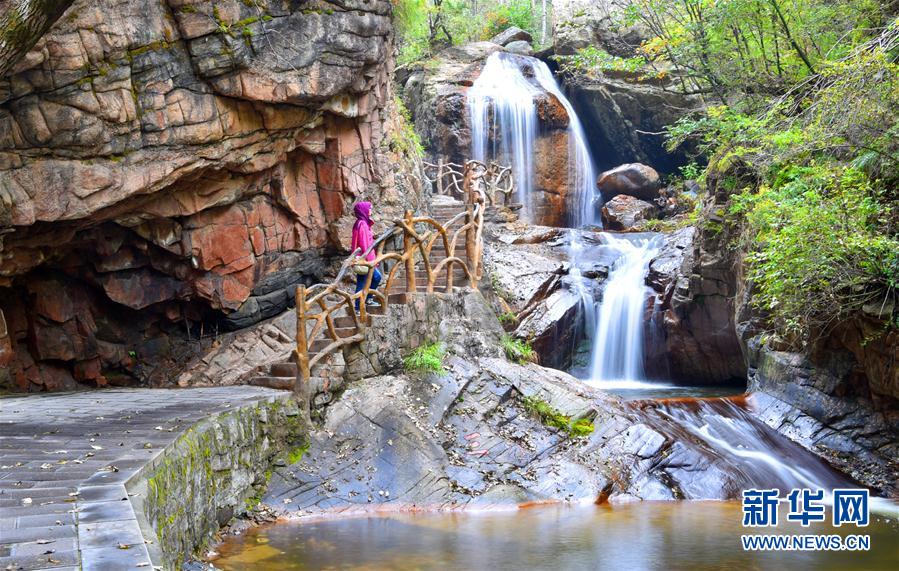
(551, 0, 700, 172)
(0, 0, 421, 391)
(651, 157, 898, 494)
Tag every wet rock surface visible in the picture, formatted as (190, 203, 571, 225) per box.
(482, 223, 610, 370)
(601, 194, 658, 231)
(262, 291, 863, 516)
(264, 354, 778, 515)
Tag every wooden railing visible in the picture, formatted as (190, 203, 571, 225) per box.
(422, 159, 515, 206)
(292, 160, 503, 396)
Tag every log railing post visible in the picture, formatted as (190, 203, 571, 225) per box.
(403, 210, 416, 293)
(436, 158, 444, 195)
(294, 285, 311, 398)
(465, 204, 477, 287)
(463, 162, 474, 205)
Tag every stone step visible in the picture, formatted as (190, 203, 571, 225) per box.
(270, 362, 297, 377)
(249, 375, 293, 391)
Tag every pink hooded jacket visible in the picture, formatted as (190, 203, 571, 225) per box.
(351, 202, 376, 262)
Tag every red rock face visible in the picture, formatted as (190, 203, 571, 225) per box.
(532, 130, 573, 227)
(0, 0, 421, 392)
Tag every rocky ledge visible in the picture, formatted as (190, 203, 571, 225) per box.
(258, 289, 850, 515)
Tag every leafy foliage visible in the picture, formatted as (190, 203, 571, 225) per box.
(521, 395, 595, 438)
(403, 342, 446, 373)
(393, 0, 544, 65)
(730, 164, 898, 339)
(554, 46, 649, 77)
(640, 1, 899, 342)
(389, 95, 424, 159)
(501, 335, 537, 364)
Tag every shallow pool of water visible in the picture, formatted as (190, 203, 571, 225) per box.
(213, 502, 898, 570)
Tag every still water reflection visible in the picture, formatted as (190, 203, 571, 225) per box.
(213, 502, 898, 570)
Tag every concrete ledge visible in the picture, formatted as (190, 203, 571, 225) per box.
(0, 387, 302, 571)
(128, 394, 305, 569)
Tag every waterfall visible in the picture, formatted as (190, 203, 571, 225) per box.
(529, 58, 598, 228)
(588, 233, 662, 387)
(467, 52, 598, 226)
(468, 53, 539, 220)
(467, 51, 661, 390)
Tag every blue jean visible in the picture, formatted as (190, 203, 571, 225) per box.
(355, 267, 382, 310)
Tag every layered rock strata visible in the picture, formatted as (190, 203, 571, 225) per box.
(0, 0, 418, 391)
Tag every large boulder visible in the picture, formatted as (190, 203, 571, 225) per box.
(483, 224, 608, 370)
(598, 163, 662, 202)
(601, 194, 658, 231)
(490, 26, 533, 47)
(504, 40, 534, 56)
(552, 0, 646, 57)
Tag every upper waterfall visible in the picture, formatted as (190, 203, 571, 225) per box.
(467, 52, 599, 227)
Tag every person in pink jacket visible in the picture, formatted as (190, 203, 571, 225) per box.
(351, 201, 381, 310)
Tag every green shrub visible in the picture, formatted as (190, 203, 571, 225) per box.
(480, 0, 538, 42)
(554, 46, 648, 78)
(403, 342, 446, 374)
(390, 95, 423, 159)
(498, 311, 518, 325)
(732, 164, 898, 340)
(521, 395, 594, 438)
(501, 335, 536, 364)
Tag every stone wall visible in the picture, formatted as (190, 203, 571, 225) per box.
(342, 289, 505, 381)
(0, 0, 424, 391)
(129, 393, 306, 569)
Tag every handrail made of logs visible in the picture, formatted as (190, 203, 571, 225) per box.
(292, 160, 499, 397)
(421, 159, 514, 206)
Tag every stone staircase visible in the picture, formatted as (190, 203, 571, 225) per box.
(248, 198, 473, 400)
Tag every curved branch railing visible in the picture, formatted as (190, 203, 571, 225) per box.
(292, 160, 500, 393)
(422, 159, 514, 206)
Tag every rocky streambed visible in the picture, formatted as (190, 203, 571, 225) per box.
(248, 290, 858, 521)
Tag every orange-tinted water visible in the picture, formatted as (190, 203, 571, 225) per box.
(213, 502, 898, 570)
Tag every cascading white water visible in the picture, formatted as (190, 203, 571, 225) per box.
(468, 52, 598, 226)
(468, 54, 539, 220)
(588, 233, 662, 387)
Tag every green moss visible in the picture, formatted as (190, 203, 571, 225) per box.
(403, 342, 446, 374)
(126, 39, 173, 61)
(501, 335, 536, 364)
(287, 443, 309, 465)
(498, 311, 518, 325)
(521, 396, 594, 438)
(179, 5, 197, 13)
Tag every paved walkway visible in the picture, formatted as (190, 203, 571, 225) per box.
(0, 387, 285, 571)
